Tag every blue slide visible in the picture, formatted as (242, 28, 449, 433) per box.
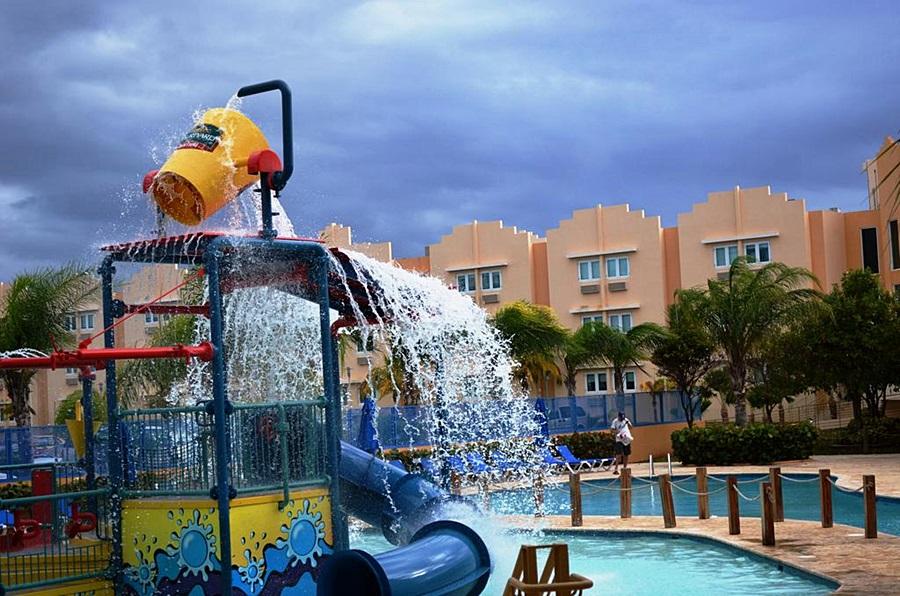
(317, 442, 492, 595)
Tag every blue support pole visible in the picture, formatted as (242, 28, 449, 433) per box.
(317, 256, 349, 551)
(99, 257, 123, 590)
(81, 372, 96, 514)
(204, 245, 234, 592)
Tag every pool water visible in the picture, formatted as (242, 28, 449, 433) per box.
(490, 473, 900, 536)
(350, 528, 837, 594)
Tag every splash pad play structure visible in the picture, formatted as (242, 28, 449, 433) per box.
(0, 81, 507, 595)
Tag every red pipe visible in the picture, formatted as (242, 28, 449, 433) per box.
(0, 343, 215, 370)
(123, 304, 210, 317)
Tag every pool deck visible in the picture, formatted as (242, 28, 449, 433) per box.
(503, 514, 900, 595)
(491, 454, 900, 594)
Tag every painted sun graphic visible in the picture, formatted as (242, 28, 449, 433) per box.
(126, 547, 157, 595)
(276, 499, 325, 567)
(166, 509, 218, 580)
(239, 548, 266, 593)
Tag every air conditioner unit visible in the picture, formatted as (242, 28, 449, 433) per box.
(607, 281, 627, 292)
(481, 294, 500, 304)
(580, 284, 600, 295)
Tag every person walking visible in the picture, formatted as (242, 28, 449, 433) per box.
(611, 411, 633, 475)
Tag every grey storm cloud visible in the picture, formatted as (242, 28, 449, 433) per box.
(0, 0, 898, 280)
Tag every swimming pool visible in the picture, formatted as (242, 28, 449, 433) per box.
(350, 527, 838, 594)
(490, 473, 900, 535)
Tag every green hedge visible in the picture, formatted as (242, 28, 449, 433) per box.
(553, 431, 615, 460)
(671, 422, 818, 465)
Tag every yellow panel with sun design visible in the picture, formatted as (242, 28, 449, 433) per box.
(120, 487, 332, 595)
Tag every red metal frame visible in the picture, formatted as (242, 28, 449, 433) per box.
(0, 343, 214, 371)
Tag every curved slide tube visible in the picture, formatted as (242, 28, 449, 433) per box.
(317, 442, 491, 595)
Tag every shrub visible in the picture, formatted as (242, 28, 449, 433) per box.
(553, 431, 615, 460)
(671, 422, 818, 465)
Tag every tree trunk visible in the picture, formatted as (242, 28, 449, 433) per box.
(778, 403, 785, 424)
(733, 393, 748, 426)
(719, 397, 729, 423)
(851, 393, 862, 420)
(828, 394, 838, 419)
(5, 373, 33, 427)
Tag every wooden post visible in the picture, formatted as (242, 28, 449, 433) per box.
(863, 474, 877, 539)
(569, 472, 583, 527)
(760, 482, 775, 546)
(620, 468, 632, 519)
(819, 469, 833, 528)
(696, 467, 709, 520)
(533, 473, 545, 518)
(660, 473, 676, 528)
(769, 467, 784, 522)
(727, 475, 740, 535)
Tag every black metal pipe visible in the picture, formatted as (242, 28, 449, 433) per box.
(236, 80, 293, 191)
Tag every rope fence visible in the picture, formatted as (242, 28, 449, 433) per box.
(532, 466, 880, 542)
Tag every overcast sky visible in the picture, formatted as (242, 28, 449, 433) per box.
(0, 1, 898, 280)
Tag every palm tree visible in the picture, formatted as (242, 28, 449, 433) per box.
(560, 334, 592, 396)
(575, 320, 665, 407)
(492, 301, 569, 396)
(700, 258, 818, 426)
(0, 265, 96, 426)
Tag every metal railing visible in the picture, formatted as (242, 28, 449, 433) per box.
(117, 400, 329, 499)
(343, 392, 702, 449)
(0, 461, 113, 593)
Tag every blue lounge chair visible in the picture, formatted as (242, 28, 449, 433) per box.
(556, 445, 613, 472)
(465, 453, 492, 476)
(418, 457, 439, 479)
(491, 450, 527, 474)
(390, 459, 407, 471)
(542, 448, 566, 470)
(447, 455, 468, 476)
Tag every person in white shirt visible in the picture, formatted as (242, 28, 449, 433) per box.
(611, 411, 633, 475)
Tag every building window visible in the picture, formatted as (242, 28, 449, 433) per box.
(581, 314, 603, 326)
(714, 244, 738, 268)
(894, 284, 900, 297)
(144, 312, 160, 324)
(744, 241, 771, 264)
(356, 336, 375, 353)
(578, 259, 601, 281)
(456, 273, 476, 293)
(65, 368, 77, 377)
(605, 256, 630, 279)
(861, 228, 879, 273)
(64, 314, 77, 332)
(890, 220, 900, 270)
(79, 313, 95, 330)
(585, 371, 608, 394)
(624, 371, 637, 392)
(481, 270, 502, 291)
(607, 312, 633, 332)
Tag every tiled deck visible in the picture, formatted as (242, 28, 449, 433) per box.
(503, 514, 900, 595)
(497, 454, 900, 594)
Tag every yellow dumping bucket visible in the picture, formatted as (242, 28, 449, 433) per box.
(149, 108, 270, 225)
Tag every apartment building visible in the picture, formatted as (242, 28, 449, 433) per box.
(320, 138, 900, 413)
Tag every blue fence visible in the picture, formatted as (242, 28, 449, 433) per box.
(343, 391, 702, 450)
(0, 426, 76, 476)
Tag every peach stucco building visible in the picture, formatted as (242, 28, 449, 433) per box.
(319, 138, 900, 416)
